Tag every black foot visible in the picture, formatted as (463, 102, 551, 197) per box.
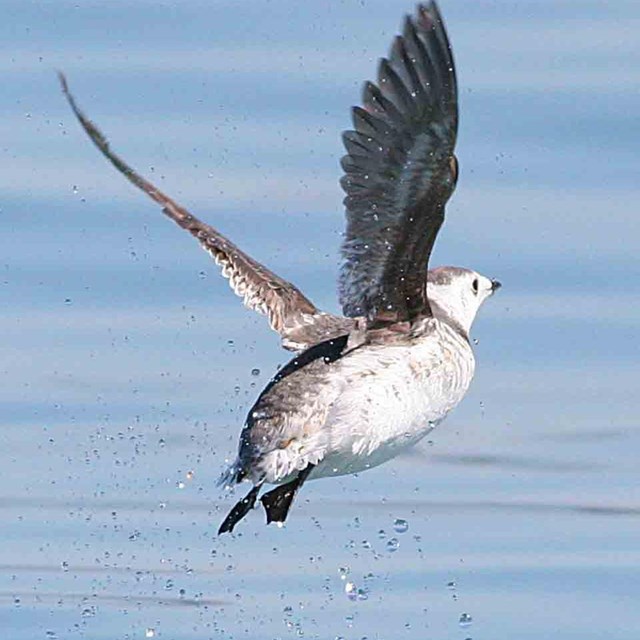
(218, 484, 261, 535)
(260, 464, 314, 525)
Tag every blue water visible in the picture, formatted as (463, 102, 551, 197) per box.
(1, 0, 639, 638)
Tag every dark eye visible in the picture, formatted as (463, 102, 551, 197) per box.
(472, 278, 479, 294)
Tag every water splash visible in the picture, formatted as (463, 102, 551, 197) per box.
(393, 518, 409, 533)
(459, 613, 473, 627)
(386, 537, 400, 552)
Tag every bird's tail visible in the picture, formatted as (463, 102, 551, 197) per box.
(217, 460, 243, 490)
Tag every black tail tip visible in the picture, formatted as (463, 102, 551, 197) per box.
(217, 484, 261, 535)
(217, 521, 234, 536)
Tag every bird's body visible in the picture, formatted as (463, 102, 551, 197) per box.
(230, 313, 475, 487)
(60, 1, 502, 535)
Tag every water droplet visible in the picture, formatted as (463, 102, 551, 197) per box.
(377, 529, 386, 539)
(361, 539, 372, 550)
(176, 481, 185, 489)
(339, 566, 350, 580)
(45, 633, 57, 639)
(164, 579, 174, 590)
(386, 537, 399, 552)
(61, 561, 69, 572)
(158, 438, 166, 447)
(345, 581, 357, 601)
(459, 613, 473, 627)
(357, 587, 369, 601)
(251, 368, 260, 376)
(447, 580, 456, 590)
(145, 628, 156, 638)
(393, 518, 409, 534)
(186, 470, 194, 480)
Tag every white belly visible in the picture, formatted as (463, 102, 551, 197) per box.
(315, 331, 474, 478)
(259, 322, 476, 484)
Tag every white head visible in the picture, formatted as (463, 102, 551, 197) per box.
(426, 266, 501, 337)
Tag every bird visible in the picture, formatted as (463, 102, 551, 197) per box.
(59, 1, 501, 535)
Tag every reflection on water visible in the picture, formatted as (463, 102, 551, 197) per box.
(1, 591, 225, 609)
(2, 0, 640, 638)
(431, 453, 603, 472)
(4, 492, 640, 518)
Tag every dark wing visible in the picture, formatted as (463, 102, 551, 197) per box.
(59, 73, 354, 351)
(339, 1, 459, 323)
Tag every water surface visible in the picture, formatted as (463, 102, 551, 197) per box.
(1, 1, 639, 638)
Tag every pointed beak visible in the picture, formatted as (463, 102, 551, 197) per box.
(491, 279, 502, 292)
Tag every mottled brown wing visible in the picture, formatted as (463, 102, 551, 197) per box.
(59, 73, 352, 351)
(339, 2, 459, 323)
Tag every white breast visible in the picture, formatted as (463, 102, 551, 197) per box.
(259, 320, 476, 483)
(316, 321, 474, 478)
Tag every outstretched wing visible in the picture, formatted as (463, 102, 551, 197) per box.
(59, 73, 353, 351)
(339, 1, 459, 323)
